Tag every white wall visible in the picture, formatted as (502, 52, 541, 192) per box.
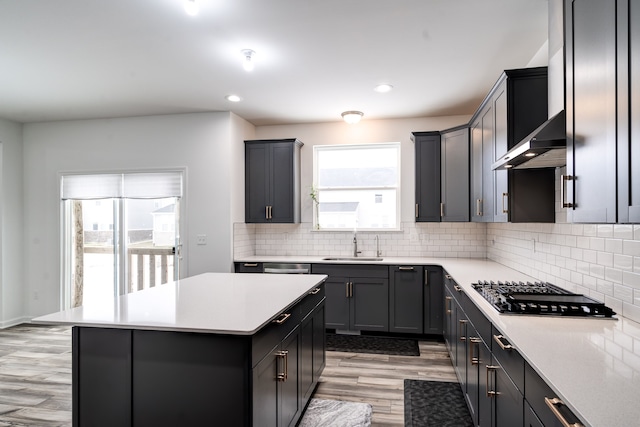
(22, 112, 254, 317)
(0, 118, 24, 327)
(255, 115, 471, 224)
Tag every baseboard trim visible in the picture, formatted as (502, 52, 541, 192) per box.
(0, 316, 31, 329)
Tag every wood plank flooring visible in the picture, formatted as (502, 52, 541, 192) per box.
(314, 339, 457, 426)
(0, 325, 457, 427)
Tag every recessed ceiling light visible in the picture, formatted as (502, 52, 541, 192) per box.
(183, 0, 199, 16)
(225, 95, 242, 102)
(374, 84, 393, 93)
(241, 49, 255, 72)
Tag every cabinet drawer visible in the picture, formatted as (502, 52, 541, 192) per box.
(300, 284, 325, 319)
(491, 326, 524, 392)
(235, 262, 263, 273)
(252, 307, 301, 366)
(461, 289, 492, 345)
(312, 264, 388, 278)
(525, 362, 583, 427)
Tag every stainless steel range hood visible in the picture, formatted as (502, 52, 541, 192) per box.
(492, 110, 566, 170)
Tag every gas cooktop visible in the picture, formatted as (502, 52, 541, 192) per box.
(472, 280, 616, 318)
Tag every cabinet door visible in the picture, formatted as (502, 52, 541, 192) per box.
(299, 314, 314, 401)
(524, 400, 545, 427)
(389, 266, 423, 333)
(566, 0, 617, 223)
(245, 143, 271, 223)
(253, 347, 279, 427)
(270, 142, 295, 223)
(470, 119, 484, 222)
(441, 128, 470, 222)
(324, 276, 350, 329)
(481, 104, 495, 223)
(414, 133, 442, 222)
(491, 361, 524, 427)
(453, 300, 467, 388)
(619, 0, 640, 222)
(279, 329, 300, 427)
(351, 277, 389, 331)
(493, 86, 509, 223)
(466, 327, 490, 426)
(424, 266, 443, 334)
(312, 303, 326, 382)
(444, 287, 456, 355)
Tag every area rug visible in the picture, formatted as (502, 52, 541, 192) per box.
(299, 399, 372, 427)
(404, 379, 473, 427)
(326, 333, 420, 356)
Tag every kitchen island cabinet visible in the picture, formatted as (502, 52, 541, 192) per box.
(34, 273, 327, 427)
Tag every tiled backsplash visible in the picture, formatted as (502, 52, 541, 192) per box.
(488, 222, 640, 324)
(233, 221, 486, 259)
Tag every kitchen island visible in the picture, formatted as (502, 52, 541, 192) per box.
(34, 272, 328, 427)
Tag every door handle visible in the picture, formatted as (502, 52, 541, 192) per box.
(561, 175, 574, 208)
(502, 192, 509, 214)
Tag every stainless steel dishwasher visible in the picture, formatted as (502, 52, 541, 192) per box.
(262, 262, 311, 274)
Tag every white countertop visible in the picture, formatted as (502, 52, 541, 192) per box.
(33, 272, 327, 335)
(237, 256, 640, 427)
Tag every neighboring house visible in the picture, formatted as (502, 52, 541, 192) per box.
(152, 204, 176, 247)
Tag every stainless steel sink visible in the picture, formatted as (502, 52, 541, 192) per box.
(322, 257, 383, 261)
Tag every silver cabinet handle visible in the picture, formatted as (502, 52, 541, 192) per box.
(425, 271, 429, 286)
(493, 334, 513, 351)
(345, 282, 350, 298)
(272, 313, 291, 324)
(486, 365, 500, 397)
(440, 202, 444, 218)
(476, 199, 483, 216)
(502, 192, 509, 214)
(310, 287, 321, 295)
(561, 175, 574, 208)
(276, 350, 288, 382)
(243, 263, 258, 267)
(415, 203, 419, 218)
(398, 266, 415, 271)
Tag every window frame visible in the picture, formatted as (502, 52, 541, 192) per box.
(312, 142, 401, 231)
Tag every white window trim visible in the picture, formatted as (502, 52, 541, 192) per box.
(312, 142, 401, 232)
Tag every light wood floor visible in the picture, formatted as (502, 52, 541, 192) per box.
(0, 325, 456, 426)
(314, 339, 458, 426)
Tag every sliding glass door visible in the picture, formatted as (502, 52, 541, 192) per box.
(61, 172, 183, 309)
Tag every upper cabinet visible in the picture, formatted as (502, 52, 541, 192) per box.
(413, 128, 469, 222)
(245, 139, 302, 223)
(469, 67, 555, 223)
(565, 0, 640, 223)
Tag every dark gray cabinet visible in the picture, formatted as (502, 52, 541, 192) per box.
(423, 266, 443, 334)
(312, 264, 389, 332)
(72, 285, 325, 427)
(245, 139, 302, 223)
(234, 262, 263, 273)
(413, 131, 441, 222)
(389, 265, 424, 333)
(413, 128, 469, 222)
(469, 68, 555, 223)
(524, 362, 582, 427)
(565, 0, 640, 223)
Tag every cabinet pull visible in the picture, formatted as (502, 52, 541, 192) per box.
(243, 263, 258, 267)
(469, 337, 482, 365)
(459, 319, 467, 341)
(310, 287, 321, 295)
(476, 199, 483, 216)
(493, 334, 513, 351)
(269, 205, 273, 219)
(502, 192, 509, 214)
(545, 397, 585, 427)
(454, 285, 462, 292)
(440, 202, 444, 218)
(265, 206, 269, 219)
(561, 175, 575, 208)
(276, 350, 288, 382)
(272, 313, 291, 325)
(445, 296, 452, 314)
(425, 271, 429, 286)
(345, 282, 350, 298)
(445, 274, 452, 280)
(398, 266, 415, 271)
(350, 282, 353, 298)
(486, 365, 500, 397)
(415, 203, 419, 218)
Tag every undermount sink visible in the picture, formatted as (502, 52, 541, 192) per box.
(322, 257, 384, 261)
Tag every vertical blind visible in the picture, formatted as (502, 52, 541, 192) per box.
(60, 171, 183, 200)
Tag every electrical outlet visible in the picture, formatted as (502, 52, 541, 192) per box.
(196, 234, 207, 245)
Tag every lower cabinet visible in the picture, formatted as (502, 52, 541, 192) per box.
(389, 265, 424, 333)
(312, 264, 389, 332)
(524, 362, 582, 427)
(72, 286, 325, 427)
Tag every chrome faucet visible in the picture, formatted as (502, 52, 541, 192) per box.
(353, 233, 361, 257)
(375, 235, 381, 257)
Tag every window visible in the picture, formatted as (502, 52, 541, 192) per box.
(313, 143, 400, 230)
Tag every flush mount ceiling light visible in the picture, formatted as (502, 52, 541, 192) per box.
(183, 0, 199, 16)
(374, 84, 394, 93)
(341, 111, 363, 124)
(241, 49, 255, 72)
(225, 94, 242, 102)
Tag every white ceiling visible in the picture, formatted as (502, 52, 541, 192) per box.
(0, 0, 549, 125)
